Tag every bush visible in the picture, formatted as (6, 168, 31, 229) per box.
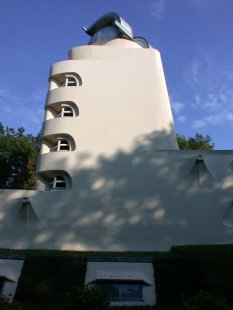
(171, 245, 233, 304)
(182, 291, 227, 310)
(0, 296, 21, 310)
(67, 285, 110, 310)
(15, 256, 87, 304)
(154, 257, 203, 306)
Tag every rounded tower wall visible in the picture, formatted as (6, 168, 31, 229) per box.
(37, 39, 178, 189)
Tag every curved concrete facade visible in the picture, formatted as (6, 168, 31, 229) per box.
(0, 22, 233, 252)
(37, 37, 179, 189)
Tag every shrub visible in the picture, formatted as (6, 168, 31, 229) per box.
(15, 256, 87, 304)
(67, 285, 110, 310)
(182, 291, 227, 310)
(0, 296, 21, 310)
(154, 257, 203, 306)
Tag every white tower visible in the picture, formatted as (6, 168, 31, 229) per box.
(36, 12, 178, 191)
(0, 12, 233, 253)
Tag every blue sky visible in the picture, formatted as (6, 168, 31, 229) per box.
(0, 0, 233, 149)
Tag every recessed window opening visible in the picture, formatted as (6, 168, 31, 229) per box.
(98, 282, 143, 302)
(58, 106, 74, 117)
(50, 72, 82, 89)
(49, 176, 66, 190)
(85, 261, 156, 306)
(41, 134, 75, 153)
(54, 139, 71, 152)
(37, 171, 72, 191)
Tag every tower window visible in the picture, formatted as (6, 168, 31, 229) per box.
(58, 106, 74, 117)
(49, 72, 82, 90)
(49, 176, 66, 190)
(54, 139, 71, 151)
(65, 76, 77, 87)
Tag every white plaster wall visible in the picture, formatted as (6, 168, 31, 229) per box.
(46, 40, 178, 157)
(1, 39, 233, 251)
(0, 150, 233, 251)
(38, 39, 178, 189)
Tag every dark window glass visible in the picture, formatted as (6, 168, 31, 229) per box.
(49, 176, 66, 189)
(99, 283, 143, 302)
(59, 139, 70, 151)
(67, 77, 77, 86)
(63, 107, 74, 117)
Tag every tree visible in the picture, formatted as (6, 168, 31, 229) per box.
(0, 123, 40, 189)
(177, 133, 215, 150)
(67, 285, 110, 310)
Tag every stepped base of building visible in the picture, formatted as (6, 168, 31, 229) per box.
(1, 150, 233, 251)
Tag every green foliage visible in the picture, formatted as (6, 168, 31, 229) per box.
(154, 257, 203, 306)
(0, 296, 21, 310)
(182, 291, 227, 310)
(177, 133, 215, 150)
(14, 256, 87, 304)
(171, 245, 233, 305)
(67, 285, 110, 310)
(1, 246, 233, 309)
(0, 122, 40, 189)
